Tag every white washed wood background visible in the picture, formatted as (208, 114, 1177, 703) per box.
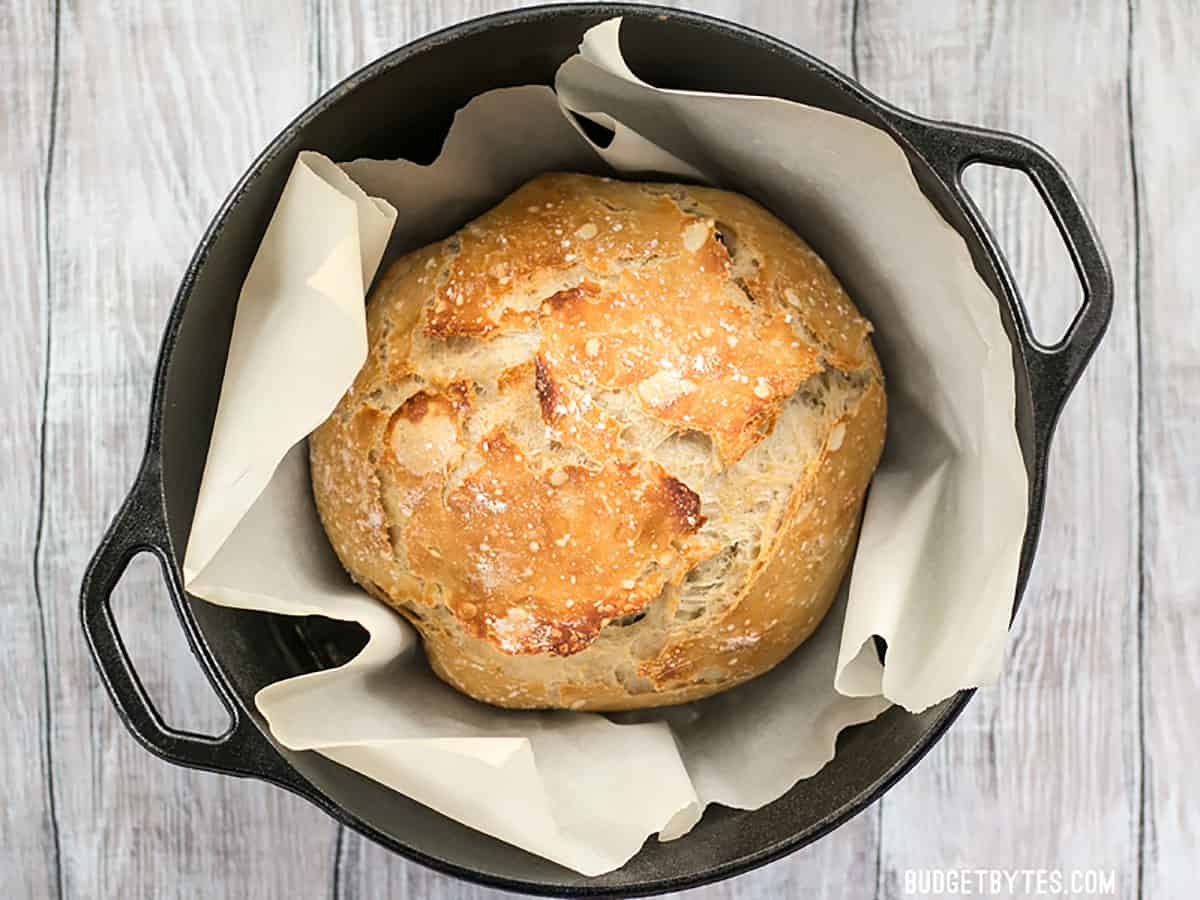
(1, 0, 1195, 897)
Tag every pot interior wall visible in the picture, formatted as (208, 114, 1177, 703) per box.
(159, 6, 1023, 893)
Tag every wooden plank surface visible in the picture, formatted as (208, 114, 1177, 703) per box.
(1, 2, 59, 899)
(1, 0, 1192, 897)
(1129, 2, 1200, 897)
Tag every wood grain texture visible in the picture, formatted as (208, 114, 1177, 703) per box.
(34, 2, 336, 897)
(2, 0, 1193, 897)
(1130, 1, 1200, 897)
(854, 1, 1142, 896)
(0, 2, 59, 898)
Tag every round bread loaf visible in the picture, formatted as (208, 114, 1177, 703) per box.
(310, 173, 885, 711)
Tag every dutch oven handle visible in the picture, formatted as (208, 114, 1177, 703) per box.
(80, 452, 318, 799)
(901, 118, 1114, 440)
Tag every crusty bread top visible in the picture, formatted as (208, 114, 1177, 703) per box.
(310, 173, 881, 678)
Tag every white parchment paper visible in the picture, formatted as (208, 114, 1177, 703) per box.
(181, 19, 1027, 876)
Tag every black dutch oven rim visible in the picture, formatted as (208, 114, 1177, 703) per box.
(80, 4, 1113, 896)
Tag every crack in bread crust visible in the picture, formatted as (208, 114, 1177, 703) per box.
(309, 173, 885, 710)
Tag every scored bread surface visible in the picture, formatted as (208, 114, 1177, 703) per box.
(309, 173, 885, 711)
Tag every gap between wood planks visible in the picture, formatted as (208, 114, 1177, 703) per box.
(32, 1, 64, 898)
(1124, 0, 1146, 896)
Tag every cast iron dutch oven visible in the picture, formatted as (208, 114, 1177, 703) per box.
(81, 4, 1112, 895)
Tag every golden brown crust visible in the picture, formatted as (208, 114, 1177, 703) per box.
(404, 431, 705, 657)
(633, 380, 886, 695)
(309, 172, 885, 710)
(535, 253, 823, 463)
(423, 380, 886, 712)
